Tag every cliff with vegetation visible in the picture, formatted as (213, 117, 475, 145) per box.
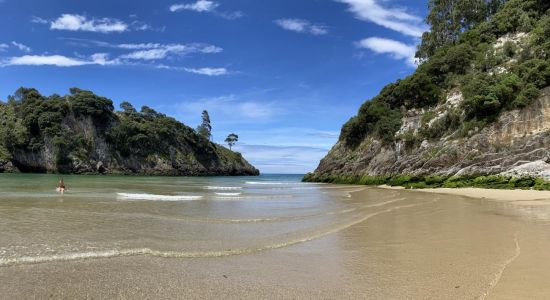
(0, 88, 259, 176)
(305, 0, 550, 189)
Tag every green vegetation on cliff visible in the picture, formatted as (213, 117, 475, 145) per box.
(303, 173, 550, 191)
(307, 0, 550, 189)
(0, 87, 259, 175)
(339, 0, 550, 147)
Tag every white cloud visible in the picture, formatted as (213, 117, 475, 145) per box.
(218, 11, 244, 20)
(2, 53, 117, 67)
(50, 14, 128, 33)
(3, 55, 89, 67)
(336, 0, 427, 37)
(356, 37, 417, 66)
(121, 47, 184, 60)
(183, 67, 228, 76)
(1, 53, 230, 74)
(62, 38, 223, 59)
(1, 39, 226, 72)
(131, 21, 151, 31)
(89, 53, 118, 66)
(11, 41, 31, 53)
(274, 19, 328, 35)
(120, 43, 222, 60)
(30, 16, 48, 24)
(169, 1, 243, 19)
(155, 65, 230, 76)
(170, 0, 219, 12)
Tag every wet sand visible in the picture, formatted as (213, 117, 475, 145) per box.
(3, 187, 550, 299)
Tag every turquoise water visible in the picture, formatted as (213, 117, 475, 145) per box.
(0, 174, 372, 266)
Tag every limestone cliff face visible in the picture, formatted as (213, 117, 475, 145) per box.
(0, 114, 259, 176)
(309, 87, 550, 180)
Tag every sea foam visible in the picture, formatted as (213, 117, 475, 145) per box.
(117, 193, 203, 201)
(215, 192, 242, 196)
(203, 186, 243, 190)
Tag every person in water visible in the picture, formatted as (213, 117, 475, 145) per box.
(56, 178, 66, 194)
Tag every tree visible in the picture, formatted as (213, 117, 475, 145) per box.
(196, 110, 212, 139)
(120, 101, 137, 114)
(140, 106, 163, 119)
(416, 0, 502, 60)
(225, 133, 238, 150)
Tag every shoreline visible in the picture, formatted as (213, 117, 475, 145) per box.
(3, 178, 550, 298)
(377, 185, 550, 204)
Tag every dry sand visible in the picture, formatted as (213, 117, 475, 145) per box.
(379, 185, 550, 204)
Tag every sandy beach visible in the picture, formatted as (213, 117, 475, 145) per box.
(379, 185, 550, 204)
(3, 176, 550, 299)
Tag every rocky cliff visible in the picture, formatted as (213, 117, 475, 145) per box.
(306, 1, 550, 184)
(308, 87, 550, 181)
(0, 88, 259, 176)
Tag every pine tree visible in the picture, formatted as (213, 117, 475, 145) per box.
(196, 110, 212, 139)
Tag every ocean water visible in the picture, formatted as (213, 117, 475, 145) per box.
(0, 173, 377, 266)
(6, 173, 550, 298)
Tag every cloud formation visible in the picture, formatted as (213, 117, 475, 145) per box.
(62, 38, 223, 54)
(356, 37, 417, 66)
(120, 44, 221, 61)
(1, 50, 228, 76)
(11, 41, 31, 53)
(170, 0, 219, 12)
(50, 14, 128, 33)
(274, 19, 328, 35)
(4, 38, 227, 74)
(1, 54, 114, 67)
(183, 67, 228, 76)
(336, 0, 427, 37)
(30, 16, 48, 24)
(169, 0, 243, 19)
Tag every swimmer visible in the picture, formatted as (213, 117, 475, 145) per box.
(56, 178, 66, 194)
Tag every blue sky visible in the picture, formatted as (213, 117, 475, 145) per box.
(0, 0, 429, 174)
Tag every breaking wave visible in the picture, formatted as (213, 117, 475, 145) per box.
(203, 186, 243, 191)
(117, 193, 203, 201)
(214, 192, 242, 196)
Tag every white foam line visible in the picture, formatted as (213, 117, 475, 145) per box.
(245, 181, 315, 185)
(215, 192, 242, 196)
(117, 193, 203, 201)
(477, 231, 521, 300)
(203, 186, 242, 190)
(0, 199, 433, 268)
(213, 197, 247, 200)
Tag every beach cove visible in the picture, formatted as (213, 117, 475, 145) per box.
(2, 174, 550, 298)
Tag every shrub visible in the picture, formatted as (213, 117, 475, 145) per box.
(502, 41, 517, 58)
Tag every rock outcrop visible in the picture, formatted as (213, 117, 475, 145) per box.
(1, 119, 259, 176)
(0, 88, 259, 176)
(308, 87, 550, 180)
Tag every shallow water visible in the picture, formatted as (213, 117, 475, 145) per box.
(3, 174, 550, 298)
(0, 174, 374, 266)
